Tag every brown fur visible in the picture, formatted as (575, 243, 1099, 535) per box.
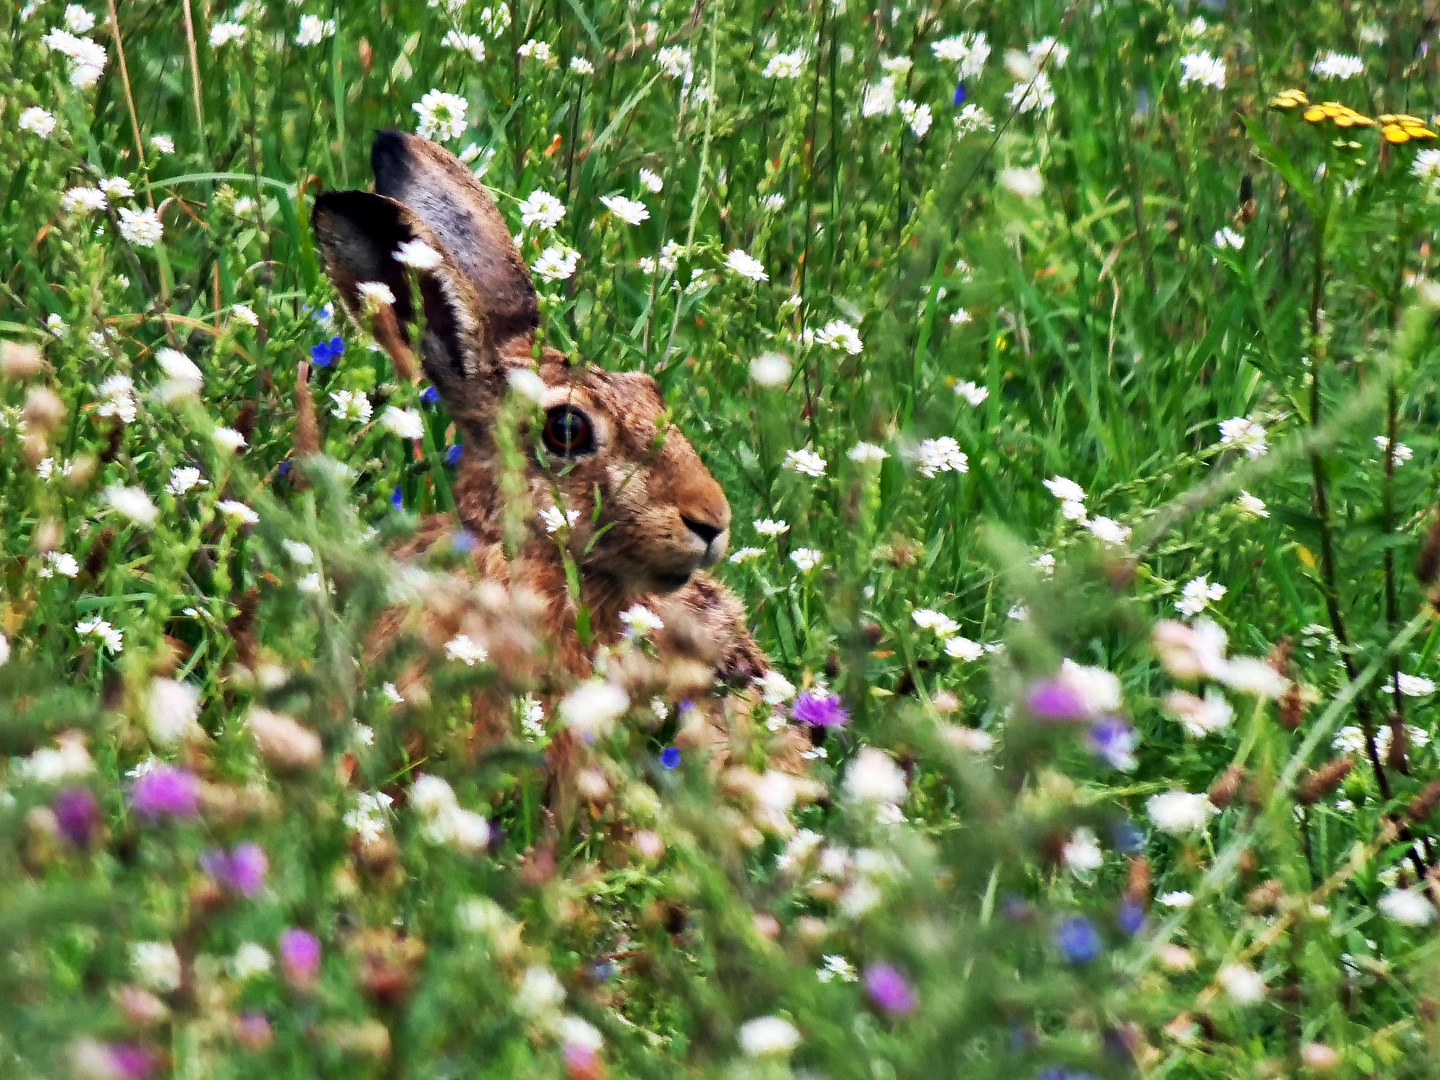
(314, 132, 808, 791)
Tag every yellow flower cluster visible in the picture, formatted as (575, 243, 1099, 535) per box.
(1268, 89, 1437, 142)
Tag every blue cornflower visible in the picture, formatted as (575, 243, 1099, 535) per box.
(953, 84, 967, 107)
(277, 460, 292, 476)
(310, 335, 344, 367)
(421, 384, 440, 405)
(445, 444, 463, 466)
(1112, 819, 1145, 853)
(1088, 717, 1138, 771)
(1117, 899, 1145, 935)
(391, 485, 403, 510)
(660, 746, 681, 769)
(1054, 916, 1103, 965)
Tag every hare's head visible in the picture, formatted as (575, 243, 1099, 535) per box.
(312, 131, 731, 597)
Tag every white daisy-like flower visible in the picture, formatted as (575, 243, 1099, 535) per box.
(1374, 435, 1414, 466)
(569, 56, 594, 75)
(559, 680, 629, 740)
(130, 942, 181, 993)
(916, 436, 968, 478)
(281, 540, 315, 565)
(40, 552, 80, 579)
(861, 77, 898, 118)
(166, 466, 205, 495)
(356, 281, 395, 310)
(1032, 552, 1056, 575)
(1396, 674, 1436, 697)
(749, 352, 791, 386)
(118, 206, 163, 247)
(1062, 827, 1103, 874)
(413, 89, 469, 142)
(445, 634, 489, 666)
(954, 104, 995, 136)
(18, 106, 57, 137)
(619, 603, 664, 638)
(296, 13, 335, 46)
(518, 189, 566, 229)
(1164, 688, 1235, 737)
(1157, 891, 1194, 908)
(1311, 51, 1364, 80)
(945, 636, 984, 661)
(156, 347, 202, 385)
(1410, 149, 1440, 190)
(539, 505, 580, 533)
(1146, 790, 1217, 835)
(76, 616, 123, 653)
(344, 791, 393, 843)
(725, 249, 768, 282)
(1086, 516, 1131, 546)
(1218, 416, 1267, 457)
(1378, 888, 1436, 925)
(897, 100, 932, 139)
(637, 168, 663, 193)
(656, 45, 691, 78)
(814, 319, 862, 354)
(762, 49, 807, 78)
(790, 548, 824, 572)
(1175, 575, 1226, 617)
(1218, 963, 1265, 1005)
(208, 21, 246, 47)
(1028, 36, 1069, 69)
(757, 670, 797, 704)
(381, 406, 424, 440)
(762, 192, 786, 212)
(231, 942, 273, 981)
(394, 238, 443, 269)
(151, 134, 175, 155)
(329, 389, 373, 422)
(516, 38, 551, 62)
(998, 167, 1043, 199)
(1213, 226, 1244, 250)
(1178, 50, 1226, 90)
(1237, 490, 1268, 518)
(912, 609, 959, 637)
(62, 186, 107, 214)
(784, 447, 827, 477)
(955, 380, 988, 405)
(1005, 72, 1055, 115)
(816, 953, 858, 983)
(231, 302, 260, 326)
(106, 484, 158, 526)
(847, 442, 889, 464)
(442, 29, 486, 62)
(1044, 476, 1086, 502)
(931, 31, 989, 79)
(212, 427, 246, 453)
(738, 1016, 801, 1057)
(532, 245, 579, 283)
(64, 4, 95, 33)
(754, 518, 789, 537)
(217, 499, 260, 525)
(600, 194, 649, 225)
(729, 546, 765, 563)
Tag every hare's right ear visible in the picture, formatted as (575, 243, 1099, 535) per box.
(311, 190, 504, 431)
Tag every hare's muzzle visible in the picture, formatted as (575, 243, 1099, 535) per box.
(681, 514, 728, 569)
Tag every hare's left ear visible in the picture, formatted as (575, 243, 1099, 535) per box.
(311, 190, 503, 431)
(371, 130, 540, 356)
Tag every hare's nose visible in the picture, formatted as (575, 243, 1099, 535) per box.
(681, 515, 724, 546)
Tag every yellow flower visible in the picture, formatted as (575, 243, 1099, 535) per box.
(1269, 88, 1309, 110)
(1378, 113, 1437, 143)
(1302, 101, 1375, 128)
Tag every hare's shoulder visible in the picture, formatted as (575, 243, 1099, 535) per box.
(655, 572, 769, 687)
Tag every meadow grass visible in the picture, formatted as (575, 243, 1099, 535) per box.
(5, 0, 1440, 1077)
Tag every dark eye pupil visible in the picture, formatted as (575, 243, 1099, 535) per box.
(543, 406, 593, 456)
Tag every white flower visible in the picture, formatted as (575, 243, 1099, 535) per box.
(559, 681, 629, 740)
(1218, 963, 1266, 1005)
(814, 319, 862, 354)
(217, 499, 260, 525)
(763, 49, 808, 78)
(1085, 516, 1131, 546)
(790, 548, 823, 572)
(281, 540, 315, 565)
(1396, 674, 1436, 697)
(729, 546, 765, 563)
(656, 45, 691, 78)
(842, 748, 907, 804)
(539, 504, 580, 533)
(1028, 36, 1069, 69)
(156, 347, 202, 386)
(916, 436, 968, 478)
(15, 734, 95, 783)
(1220, 657, 1289, 698)
(1237, 490, 1269, 518)
(758, 670, 797, 704)
(1146, 790, 1217, 835)
(518, 189, 566, 229)
(329, 389, 373, 422)
(1033, 552, 1056, 575)
(1213, 226, 1245, 250)
(356, 281, 395, 311)
(143, 678, 202, 744)
(1378, 888, 1435, 925)
(1062, 827, 1103, 874)
(762, 192, 786, 212)
(0, 632, 8, 667)
(569, 56, 594, 74)
(231, 942, 273, 980)
(1157, 891, 1194, 908)
(1176, 575, 1226, 617)
(725, 249, 768, 281)
(556, 1015, 603, 1053)
(1006, 71, 1055, 115)
(40, 28, 106, 86)
(208, 21, 246, 47)
(64, 4, 95, 32)
(62, 186, 107, 214)
(1164, 689, 1235, 737)
(1058, 659, 1122, 716)
(738, 1016, 801, 1057)
(18, 106, 56, 137)
(532, 245, 579, 282)
(1411, 149, 1440, 190)
(231, 303, 259, 326)
(998, 166, 1044, 198)
(754, 518, 789, 537)
(344, 791, 393, 843)
(945, 636, 984, 661)
(955, 380, 988, 406)
(445, 634, 488, 666)
(296, 13, 336, 46)
(912, 609, 959, 637)
(880, 55, 912, 76)
(130, 942, 182, 993)
(394, 238, 443, 269)
(478, 2, 512, 35)
(619, 603, 664, 638)
(600, 194, 649, 225)
(106, 484, 158, 526)
(381, 406, 424, 440)
(749, 352, 791, 386)
(118, 206, 163, 247)
(1044, 476, 1086, 502)
(898, 100, 933, 139)
(516, 38, 551, 62)
(931, 31, 989, 79)
(862, 77, 898, 118)
(1178, 50, 1226, 90)
(516, 965, 566, 1016)
(1311, 51, 1364, 80)
(638, 168, 663, 192)
(413, 89, 469, 141)
(817, 954, 858, 983)
(442, 29, 486, 62)
(847, 441, 889, 464)
(167, 466, 206, 495)
(212, 427, 246, 453)
(954, 103, 995, 136)
(151, 134, 175, 155)
(785, 447, 827, 477)
(39, 552, 79, 579)
(1374, 434, 1414, 466)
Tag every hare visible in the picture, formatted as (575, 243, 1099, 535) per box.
(311, 131, 809, 783)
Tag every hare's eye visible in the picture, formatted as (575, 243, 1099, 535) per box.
(541, 405, 596, 457)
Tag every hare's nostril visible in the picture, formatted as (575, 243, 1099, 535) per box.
(681, 515, 723, 546)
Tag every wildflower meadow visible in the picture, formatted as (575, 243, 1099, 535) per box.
(9, 0, 1440, 1076)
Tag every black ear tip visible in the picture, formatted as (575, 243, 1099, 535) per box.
(372, 129, 411, 176)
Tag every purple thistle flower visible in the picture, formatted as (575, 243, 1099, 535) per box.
(129, 765, 200, 822)
(660, 746, 681, 769)
(1025, 679, 1089, 722)
(1087, 716, 1138, 770)
(864, 963, 917, 1015)
(1054, 916, 1103, 965)
(792, 691, 849, 728)
(53, 786, 100, 847)
(107, 1043, 159, 1080)
(279, 928, 321, 988)
(207, 842, 267, 897)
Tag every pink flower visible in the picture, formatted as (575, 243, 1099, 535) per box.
(279, 928, 321, 989)
(129, 765, 200, 821)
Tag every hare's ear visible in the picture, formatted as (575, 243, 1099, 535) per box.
(371, 130, 539, 355)
(311, 190, 503, 430)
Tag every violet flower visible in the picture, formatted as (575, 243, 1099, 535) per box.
(279, 928, 321, 988)
(129, 765, 200, 822)
(793, 691, 849, 728)
(53, 786, 101, 847)
(863, 963, 917, 1016)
